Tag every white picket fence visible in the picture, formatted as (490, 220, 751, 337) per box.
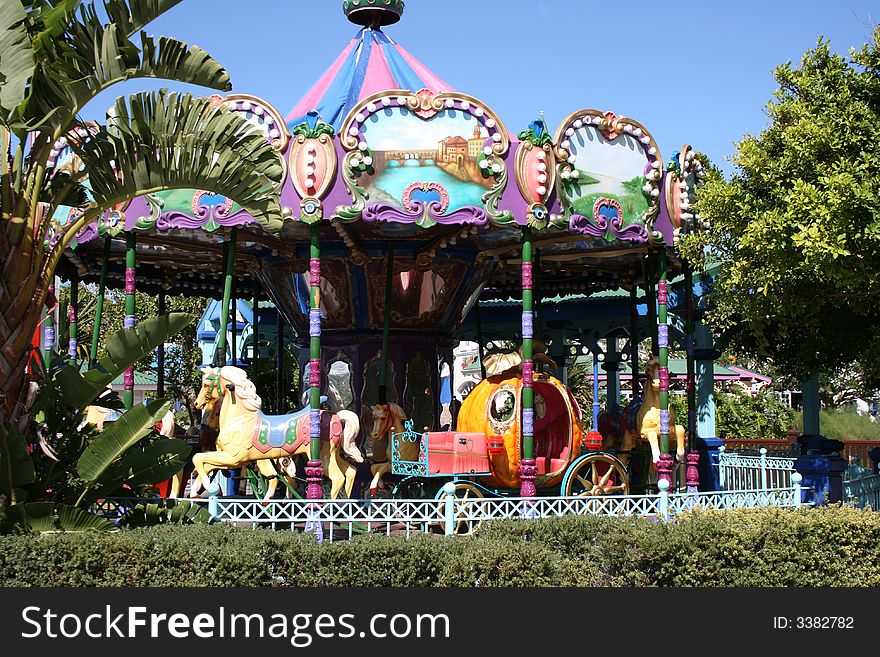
(720, 445, 880, 511)
(93, 474, 807, 540)
(718, 446, 796, 490)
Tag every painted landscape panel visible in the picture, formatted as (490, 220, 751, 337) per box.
(566, 127, 649, 224)
(359, 107, 492, 213)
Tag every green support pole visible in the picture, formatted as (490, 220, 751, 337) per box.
(251, 287, 260, 364)
(379, 241, 395, 404)
(231, 288, 237, 366)
(275, 312, 284, 412)
(90, 237, 111, 368)
(643, 253, 658, 355)
(306, 224, 324, 499)
(157, 292, 165, 398)
(656, 249, 672, 484)
(685, 266, 696, 450)
(67, 272, 79, 363)
(123, 231, 136, 410)
(684, 264, 700, 490)
(214, 228, 237, 367)
(520, 227, 537, 497)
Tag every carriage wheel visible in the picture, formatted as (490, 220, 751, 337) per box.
(392, 478, 432, 500)
(435, 481, 484, 534)
(564, 454, 630, 496)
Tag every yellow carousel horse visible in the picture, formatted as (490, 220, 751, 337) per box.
(83, 402, 175, 434)
(183, 366, 295, 499)
(620, 355, 686, 465)
(366, 402, 414, 496)
(192, 366, 362, 501)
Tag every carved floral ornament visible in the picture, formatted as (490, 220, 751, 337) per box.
(288, 111, 338, 224)
(664, 144, 705, 245)
(514, 118, 556, 229)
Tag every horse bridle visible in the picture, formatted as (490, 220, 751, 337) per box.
(204, 374, 224, 399)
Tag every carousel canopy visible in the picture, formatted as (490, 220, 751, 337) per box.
(57, 2, 704, 344)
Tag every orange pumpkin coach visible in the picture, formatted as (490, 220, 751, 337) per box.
(377, 341, 630, 501)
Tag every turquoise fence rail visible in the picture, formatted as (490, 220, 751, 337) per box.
(718, 446, 796, 490)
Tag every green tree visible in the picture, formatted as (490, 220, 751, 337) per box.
(715, 387, 797, 440)
(55, 285, 208, 426)
(680, 28, 880, 388)
(0, 0, 283, 439)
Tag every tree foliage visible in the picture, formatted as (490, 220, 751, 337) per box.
(679, 28, 880, 388)
(55, 285, 208, 426)
(715, 387, 797, 440)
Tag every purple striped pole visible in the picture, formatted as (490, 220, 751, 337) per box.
(67, 274, 79, 361)
(519, 228, 537, 498)
(656, 250, 673, 485)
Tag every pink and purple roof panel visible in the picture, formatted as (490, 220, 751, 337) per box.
(285, 28, 454, 131)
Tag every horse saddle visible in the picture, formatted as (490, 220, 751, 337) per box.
(252, 396, 328, 453)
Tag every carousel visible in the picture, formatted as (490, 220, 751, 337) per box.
(53, 1, 707, 502)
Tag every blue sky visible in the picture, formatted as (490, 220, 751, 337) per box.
(81, 0, 877, 174)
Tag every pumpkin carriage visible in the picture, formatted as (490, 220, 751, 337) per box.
(374, 348, 631, 503)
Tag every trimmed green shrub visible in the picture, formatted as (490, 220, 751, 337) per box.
(1, 506, 878, 587)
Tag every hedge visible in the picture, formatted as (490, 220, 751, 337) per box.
(1, 506, 878, 587)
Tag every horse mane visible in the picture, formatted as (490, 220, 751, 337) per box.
(219, 366, 262, 411)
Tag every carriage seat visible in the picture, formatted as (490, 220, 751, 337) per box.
(426, 431, 490, 475)
(550, 447, 570, 475)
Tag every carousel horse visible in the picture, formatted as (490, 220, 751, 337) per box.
(84, 402, 175, 435)
(191, 366, 363, 501)
(182, 366, 297, 499)
(366, 402, 414, 496)
(82, 404, 119, 431)
(618, 355, 686, 465)
(180, 366, 226, 498)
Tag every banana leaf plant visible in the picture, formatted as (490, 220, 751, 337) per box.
(116, 499, 213, 527)
(0, 0, 284, 447)
(0, 312, 196, 533)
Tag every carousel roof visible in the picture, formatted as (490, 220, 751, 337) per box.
(56, 2, 705, 342)
(285, 26, 454, 132)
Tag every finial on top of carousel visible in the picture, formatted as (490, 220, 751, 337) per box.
(343, 0, 405, 27)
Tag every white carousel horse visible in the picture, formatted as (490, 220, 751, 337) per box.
(191, 366, 362, 501)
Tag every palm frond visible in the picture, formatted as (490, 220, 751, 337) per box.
(101, 0, 182, 38)
(70, 90, 284, 232)
(12, 3, 229, 134)
(0, 0, 35, 122)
